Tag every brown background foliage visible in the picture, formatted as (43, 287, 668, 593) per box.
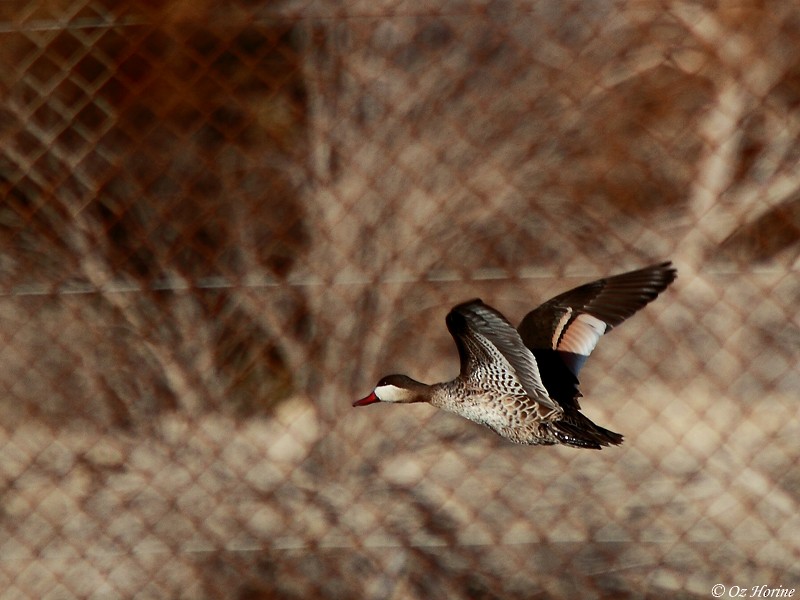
(1, 1, 798, 598)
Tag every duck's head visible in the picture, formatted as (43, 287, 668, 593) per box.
(353, 374, 429, 407)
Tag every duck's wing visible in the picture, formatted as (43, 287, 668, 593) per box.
(517, 261, 677, 407)
(446, 299, 558, 412)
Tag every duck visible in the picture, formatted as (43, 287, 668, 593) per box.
(353, 262, 677, 449)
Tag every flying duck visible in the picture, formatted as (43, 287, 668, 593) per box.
(353, 262, 677, 449)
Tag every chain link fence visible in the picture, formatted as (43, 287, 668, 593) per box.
(1, 1, 799, 598)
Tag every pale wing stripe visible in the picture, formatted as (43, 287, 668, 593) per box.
(551, 308, 572, 350)
(558, 314, 607, 356)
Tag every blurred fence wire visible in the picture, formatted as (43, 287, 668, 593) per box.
(1, 1, 799, 598)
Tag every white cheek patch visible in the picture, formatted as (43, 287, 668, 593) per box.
(374, 384, 407, 403)
(558, 314, 607, 357)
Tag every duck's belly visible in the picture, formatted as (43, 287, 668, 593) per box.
(441, 393, 526, 430)
(436, 391, 559, 445)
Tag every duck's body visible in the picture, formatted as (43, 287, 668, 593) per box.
(354, 262, 677, 449)
(429, 379, 565, 445)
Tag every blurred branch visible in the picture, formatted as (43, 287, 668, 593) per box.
(68, 215, 212, 412)
(672, 2, 800, 269)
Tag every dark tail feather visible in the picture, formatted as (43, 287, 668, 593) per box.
(550, 412, 624, 450)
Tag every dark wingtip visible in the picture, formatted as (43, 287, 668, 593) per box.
(446, 298, 485, 332)
(652, 260, 678, 283)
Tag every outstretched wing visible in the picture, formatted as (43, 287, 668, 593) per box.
(446, 299, 557, 411)
(518, 262, 677, 407)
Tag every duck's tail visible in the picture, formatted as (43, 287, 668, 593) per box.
(549, 411, 624, 450)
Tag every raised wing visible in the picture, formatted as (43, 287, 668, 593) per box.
(446, 299, 557, 411)
(518, 262, 677, 406)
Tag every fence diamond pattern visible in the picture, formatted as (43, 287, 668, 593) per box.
(1, 1, 799, 599)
